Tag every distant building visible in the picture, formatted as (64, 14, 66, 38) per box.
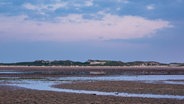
(87, 60, 106, 65)
(140, 61, 160, 66)
(90, 61, 106, 65)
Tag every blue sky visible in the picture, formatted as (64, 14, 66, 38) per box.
(0, 0, 184, 63)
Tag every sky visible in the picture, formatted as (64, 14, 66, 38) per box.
(0, 0, 184, 63)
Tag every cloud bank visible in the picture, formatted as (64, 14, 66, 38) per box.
(0, 14, 172, 41)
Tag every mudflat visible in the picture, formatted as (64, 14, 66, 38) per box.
(0, 66, 184, 77)
(0, 86, 184, 104)
(54, 81, 184, 96)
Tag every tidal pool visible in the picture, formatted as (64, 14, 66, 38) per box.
(1, 75, 184, 100)
(0, 72, 25, 74)
(0, 70, 34, 74)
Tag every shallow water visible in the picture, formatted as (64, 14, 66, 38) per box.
(0, 71, 34, 74)
(58, 75, 184, 82)
(1, 75, 184, 100)
(0, 72, 25, 74)
(162, 81, 184, 85)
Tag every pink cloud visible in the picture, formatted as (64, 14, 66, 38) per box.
(0, 14, 172, 41)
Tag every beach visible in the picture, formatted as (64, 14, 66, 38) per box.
(0, 66, 184, 104)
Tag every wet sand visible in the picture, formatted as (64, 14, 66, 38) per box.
(0, 86, 184, 104)
(54, 81, 184, 96)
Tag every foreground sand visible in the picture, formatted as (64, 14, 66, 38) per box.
(0, 86, 184, 104)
